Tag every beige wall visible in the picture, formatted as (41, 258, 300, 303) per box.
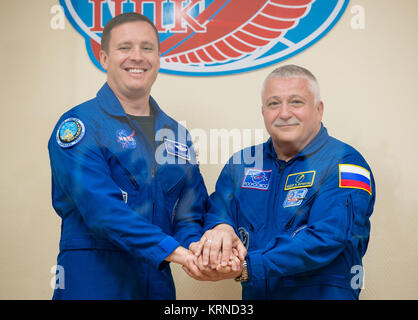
(0, 0, 417, 299)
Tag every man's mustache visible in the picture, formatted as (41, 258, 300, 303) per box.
(273, 119, 300, 127)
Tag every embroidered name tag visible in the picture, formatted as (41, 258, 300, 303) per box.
(284, 171, 316, 190)
(241, 169, 272, 191)
(164, 139, 190, 160)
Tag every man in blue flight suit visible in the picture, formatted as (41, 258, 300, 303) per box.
(190, 65, 376, 299)
(48, 13, 210, 299)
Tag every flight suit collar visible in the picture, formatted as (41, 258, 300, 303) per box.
(96, 82, 174, 130)
(265, 123, 329, 161)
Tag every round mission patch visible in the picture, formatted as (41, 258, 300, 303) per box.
(56, 118, 85, 148)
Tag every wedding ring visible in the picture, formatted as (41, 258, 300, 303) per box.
(206, 239, 212, 244)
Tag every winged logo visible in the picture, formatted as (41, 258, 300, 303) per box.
(161, 0, 314, 64)
(59, 0, 349, 76)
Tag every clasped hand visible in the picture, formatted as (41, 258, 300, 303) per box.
(181, 224, 247, 281)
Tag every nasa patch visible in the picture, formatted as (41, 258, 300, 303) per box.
(116, 129, 137, 149)
(241, 168, 272, 191)
(59, 0, 349, 76)
(56, 118, 85, 148)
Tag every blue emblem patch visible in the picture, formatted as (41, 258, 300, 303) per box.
(283, 188, 308, 208)
(116, 129, 137, 149)
(241, 169, 272, 191)
(164, 139, 190, 160)
(56, 118, 85, 148)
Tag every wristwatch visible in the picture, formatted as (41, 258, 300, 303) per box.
(234, 260, 249, 282)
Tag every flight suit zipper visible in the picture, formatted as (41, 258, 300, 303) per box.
(284, 190, 319, 231)
(278, 161, 285, 173)
(151, 125, 169, 222)
(152, 125, 169, 179)
(107, 151, 139, 190)
(128, 174, 139, 190)
(126, 115, 157, 223)
(346, 196, 354, 241)
(272, 159, 288, 214)
(285, 215, 296, 230)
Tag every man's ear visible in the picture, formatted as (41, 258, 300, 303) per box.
(317, 101, 324, 120)
(99, 49, 108, 71)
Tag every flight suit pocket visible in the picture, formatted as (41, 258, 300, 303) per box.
(160, 166, 186, 197)
(283, 191, 317, 234)
(107, 153, 141, 207)
(346, 194, 355, 242)
(159, 165, 187, 225)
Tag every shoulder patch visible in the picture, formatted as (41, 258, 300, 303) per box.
(339, 164, 372, 195)
(56, 118, 85, 148)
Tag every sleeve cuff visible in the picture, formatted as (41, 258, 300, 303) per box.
(148, 236, 180, 270)
(183, 234, 202, 248)
(203, 220, 234, 233)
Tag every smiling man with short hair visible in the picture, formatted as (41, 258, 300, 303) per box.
(194, 65, 376, 300)
(48, 12, 209, 299)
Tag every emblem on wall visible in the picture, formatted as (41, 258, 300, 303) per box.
(59, 0, 349, 76)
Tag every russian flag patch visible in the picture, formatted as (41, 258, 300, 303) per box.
(339, 164, 372, 195)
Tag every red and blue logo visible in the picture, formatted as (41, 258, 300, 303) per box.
(59, 0, 349, 76)
(116, 129, 137, 149)
(241, 168, 272, 191)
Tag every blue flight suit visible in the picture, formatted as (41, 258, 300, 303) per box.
(48, 83, 208, 299)
(204, 125, 375, 300)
